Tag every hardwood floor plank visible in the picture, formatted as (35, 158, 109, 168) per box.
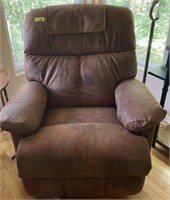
(148, 171, 170, 192)
(146, 177, 170, 199)
(165, 185, 170, 193)
(142, 182, 164, 200)
(151, 164, 170, 185)
(151, 157, 170, 176)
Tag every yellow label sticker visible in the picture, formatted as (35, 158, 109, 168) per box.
(34, 17, 45, 22)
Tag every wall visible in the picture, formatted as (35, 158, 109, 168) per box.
(0, 6, 170, 119)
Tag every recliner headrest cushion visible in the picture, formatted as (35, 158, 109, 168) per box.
(46, 4, 105, 34)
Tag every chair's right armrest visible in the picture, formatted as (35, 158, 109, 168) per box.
(115, 79, 167, 132)
(0, 81, 47, 134)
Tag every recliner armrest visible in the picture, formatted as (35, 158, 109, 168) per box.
(0, 81, 47, 134)
(115, 79, 167, 132)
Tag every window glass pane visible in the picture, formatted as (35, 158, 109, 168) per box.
(2, 0, 74, 72)
(106, 0, 170, 68)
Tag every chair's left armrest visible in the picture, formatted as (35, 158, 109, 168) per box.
(0, 81, 47, 134)
(115, 79, 167, 132)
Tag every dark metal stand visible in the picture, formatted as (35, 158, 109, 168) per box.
(143, 0, 159, 83)
(142, 0, 169, 147)
(160, 57, 169, 107)
(151, 47, 170, 147)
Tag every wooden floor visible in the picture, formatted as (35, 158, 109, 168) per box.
(0, 131, 170, 199)
(157, 121, 170, 148)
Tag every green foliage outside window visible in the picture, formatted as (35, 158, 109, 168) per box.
(2, 0, 170, 72)
(106, 0, 170, 67)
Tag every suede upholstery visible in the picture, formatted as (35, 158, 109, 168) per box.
(0, 4, 167, 198)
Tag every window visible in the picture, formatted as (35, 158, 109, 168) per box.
(2, 0, 170, 73)
(106, 0, 170, 68)
(2, 0, 74, 73)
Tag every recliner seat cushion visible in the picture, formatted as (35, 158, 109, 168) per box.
(41, 107, 122, 127)
(17, 123, 151, 179)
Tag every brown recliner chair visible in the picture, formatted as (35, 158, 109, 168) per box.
(0, 4, 166, 198)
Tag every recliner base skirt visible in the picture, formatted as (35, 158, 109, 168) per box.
(23, 177, 145, 198)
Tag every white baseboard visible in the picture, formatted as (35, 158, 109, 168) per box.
(164, 115, 170, 124)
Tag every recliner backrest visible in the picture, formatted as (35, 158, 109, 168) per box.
(24, 4, 137, 107)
